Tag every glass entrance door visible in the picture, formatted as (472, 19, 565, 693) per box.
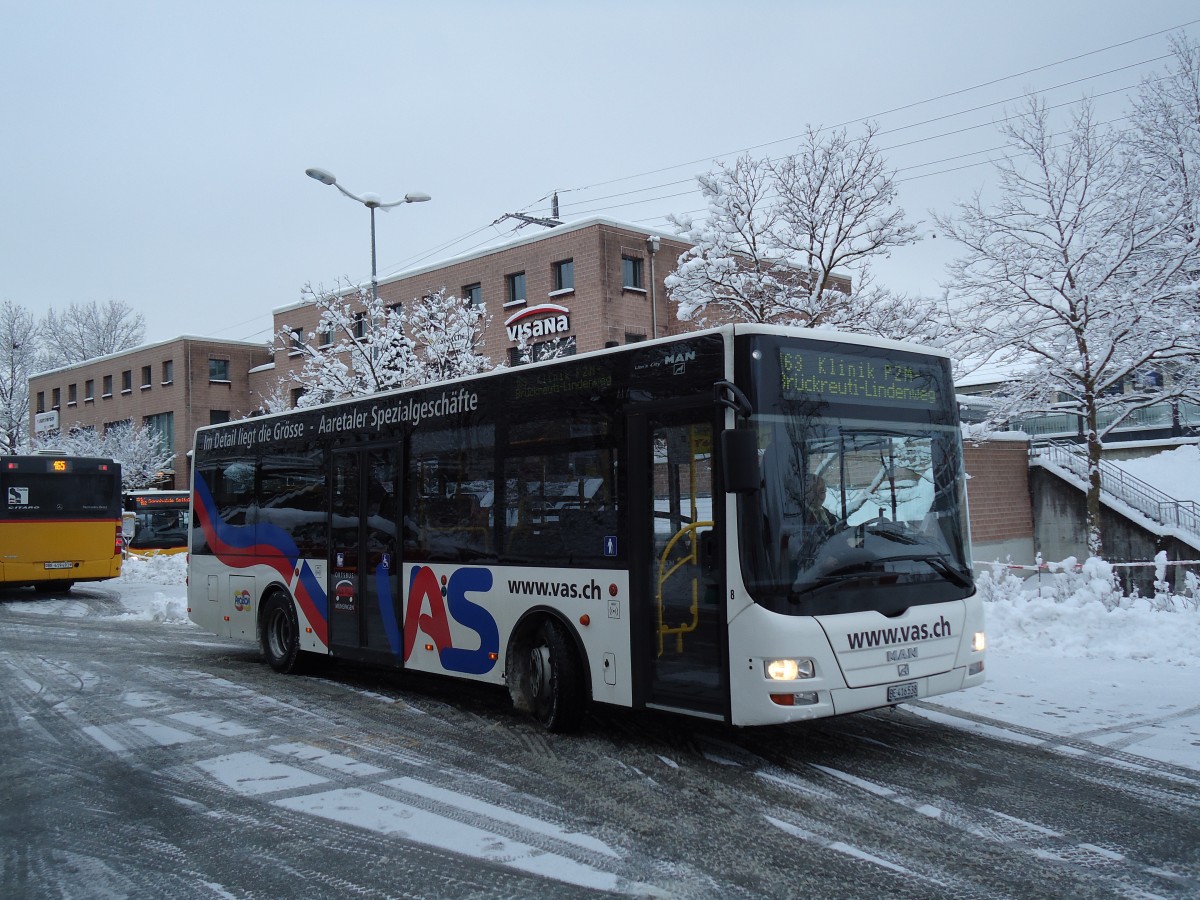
(636, 409, 726, 715)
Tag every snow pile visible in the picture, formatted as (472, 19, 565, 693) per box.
(120, 552, 186, 585)
(1112, 444, 1200, 504)
(113, 553, 189, 624)
(113, 591, 190, 624)
(975, 557, 1199, 667)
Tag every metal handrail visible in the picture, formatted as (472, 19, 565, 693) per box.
(1031, 441, 1200, 537)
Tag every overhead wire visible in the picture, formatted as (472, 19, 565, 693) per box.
(362, 20, 1197, 302)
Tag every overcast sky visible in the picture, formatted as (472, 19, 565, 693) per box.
(2, 1, 1197, 347)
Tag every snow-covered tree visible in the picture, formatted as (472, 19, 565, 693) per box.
(38, 299, 146, 368)
(0, 301, 40, 453)
(666, 124, 926, 338)
(513, 333, 574, 365)
(280, 280, 417, 408)
(34, 421, 173, 491)
(1128, 33, 1200, 251)
(406, 288, 493, 383)
(938, 95, 1200, 556)
(253, 380, 293, 417)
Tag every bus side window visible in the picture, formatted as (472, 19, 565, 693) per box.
(404, 425, 496, 562)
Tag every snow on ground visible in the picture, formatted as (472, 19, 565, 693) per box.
(918, 559, 1200, 771)
(103, 554, 1200, 772)
(1111, 443, 1200, 504)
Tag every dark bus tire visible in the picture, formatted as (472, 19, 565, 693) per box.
(33, 582, 72, 593)
(260, 592, 304, 674)
(526, 619, 585, 733)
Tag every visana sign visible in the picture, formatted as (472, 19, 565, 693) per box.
(504, 303, 570, 343)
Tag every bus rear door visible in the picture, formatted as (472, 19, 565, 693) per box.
(328, 447, 401, 663)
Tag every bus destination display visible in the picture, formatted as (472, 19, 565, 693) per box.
(779, 346, 943, 409)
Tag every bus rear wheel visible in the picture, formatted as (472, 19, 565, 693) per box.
(33, 582, 72, 593)
(514, 619, 585, 733)
(260, 592, 304, 674)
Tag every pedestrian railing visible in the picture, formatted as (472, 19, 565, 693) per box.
(1031, 441, 1200, 539)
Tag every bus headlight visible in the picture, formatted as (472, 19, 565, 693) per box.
(764, 658, 815, 680)
(972, 632, 986, 653)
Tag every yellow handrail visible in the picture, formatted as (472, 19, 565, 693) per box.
(656, 520, 714, 655)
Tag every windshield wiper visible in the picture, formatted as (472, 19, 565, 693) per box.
(921, 554, 973, 588)
(790, 553, 972, 599)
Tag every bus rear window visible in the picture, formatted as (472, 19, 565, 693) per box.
(2, 473, 119, 517)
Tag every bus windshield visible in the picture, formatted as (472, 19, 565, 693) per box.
(737, 335, 973, 617)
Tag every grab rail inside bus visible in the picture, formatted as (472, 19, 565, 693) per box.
(656, 519, 714, 655)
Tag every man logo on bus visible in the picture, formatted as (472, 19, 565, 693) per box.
(404, 565, 500, 676)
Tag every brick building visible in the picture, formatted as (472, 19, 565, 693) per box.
(268, 217, 693, 393)
(28, 336, 272, 489)
(962, 435, 1035, 568)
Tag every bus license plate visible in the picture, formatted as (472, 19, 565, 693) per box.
(43, 561, 74, 570)
(887, 682, 918, 702)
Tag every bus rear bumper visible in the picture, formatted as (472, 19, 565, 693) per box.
(0, 558, 122, 586)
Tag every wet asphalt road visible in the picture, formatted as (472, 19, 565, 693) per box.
(2, 584, 1198, 899)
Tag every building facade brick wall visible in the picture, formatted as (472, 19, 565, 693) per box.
(28, 337, 272, 489)
(266, 219, 693, 398)
(963, 437, 1035, 566)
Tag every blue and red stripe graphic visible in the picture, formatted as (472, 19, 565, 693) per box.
(193, 473, 329, 644)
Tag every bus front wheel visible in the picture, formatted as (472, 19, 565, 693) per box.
(511, 619, 585, 733)
(260, 592, 304, 674)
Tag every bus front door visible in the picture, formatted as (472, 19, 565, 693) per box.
(328, 447, 401, 663)
(632, 410, 727, 719)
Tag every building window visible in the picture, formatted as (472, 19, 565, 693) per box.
(622, 256, 644, 290)
(288, 327, 303, 353)
(84, 379, 94, 401)
(209, 358, 230, 381)
(317, 326, 333, 348)
(121, 370, 132, 393)
(103, 375, 113, 397)
(52, 388, 61, 409)
(141, 365, 152, 389)
(290, 387, 305, 408)
(67, 384, 77, 405)
(143, 412, 174, 456)
(209, 410, 230, 425)
(624, 332, 645, 344)
(352, 312, 367, 340)
(505, 271, 527, 307)
(36, 392, 45, 413)
(162, 360, 173, 384)
(104, 419, 131, 433)
(463, 282, 482, 306)
(552, 260, 574, 293)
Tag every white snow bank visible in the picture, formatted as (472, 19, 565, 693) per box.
(1111, 444, 1200, 504)
(976, 557, 1199, 667)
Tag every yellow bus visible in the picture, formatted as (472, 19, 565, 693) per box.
(1, 454, 124, 592)
(123, 490, 190, 558)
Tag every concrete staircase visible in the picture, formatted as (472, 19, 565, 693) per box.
(1030, 441, 1200, 543)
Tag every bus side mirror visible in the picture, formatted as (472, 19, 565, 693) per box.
(721, 429, 760, 494)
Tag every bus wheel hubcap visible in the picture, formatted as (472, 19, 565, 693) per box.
(530, 645, 551, 699)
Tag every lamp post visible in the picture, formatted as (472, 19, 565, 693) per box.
(646, 234, 660, 339)
(304, 166, 430, 309)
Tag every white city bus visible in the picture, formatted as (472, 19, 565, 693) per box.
(187, 325, 985, 731)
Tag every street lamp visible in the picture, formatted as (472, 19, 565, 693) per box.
(304, 167, 430, 307)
